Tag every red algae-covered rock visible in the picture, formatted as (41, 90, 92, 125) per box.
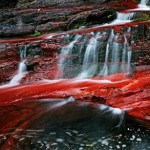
(0, 46, 20, 84)
(106, 70, 150, 127)
(0, 20, 149, 85)
(0, 70, 149, 128)
(108, 1, 139, 11)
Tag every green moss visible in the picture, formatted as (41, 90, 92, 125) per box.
(134, 13, 150, 21)
(34, 31, 41, 36)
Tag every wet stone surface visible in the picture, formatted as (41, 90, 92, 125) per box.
(0, 100, 150, 150)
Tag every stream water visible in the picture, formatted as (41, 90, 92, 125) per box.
(0, 0, 150, 149)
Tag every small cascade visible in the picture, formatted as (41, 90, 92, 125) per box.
(9, 45, 28, 85)
(56, 0, 150, 79)
(10, 60, 27, 85)
(116, 12, 135, 21)
(127, 50, 132, 72)
(58, 34, 82, 77)
(112, 12, 134, 24)
(77, 32, 101, 78)
(139, 0, 150, 9)
(20, 45, 27, 60)
(99, 30, 114, 76)
(110, 36, 121, 74)
(58, 27, 134, 78)
(121, 35, 128, 72)
(140, 0, 149, 5)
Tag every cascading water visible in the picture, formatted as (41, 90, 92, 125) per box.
(10, 60, 27, 85)
(58, 34, 82, 78)
(77, 32, 101, 78)
(110, 34, 122, 74)
(139, 0, 150, 9)
(111, 12, 135, 24)
(56, 0, 149, 79)
(20, 45, 27, 60)
(121, 34, 128, 72)
(9, 46, 28, 85)
(127, 50, 132, 72)
(140, 0, 149, 5)
(99, 30, 114, 76)
(59, 28, 132, 78)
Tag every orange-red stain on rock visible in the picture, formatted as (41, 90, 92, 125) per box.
(0, 69, 149, 127)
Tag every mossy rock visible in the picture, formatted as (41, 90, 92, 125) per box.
(134, 13, 150, 22)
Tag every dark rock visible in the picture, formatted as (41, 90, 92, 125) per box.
(0, 0, 114, 37)
(0, 0, 18, 9)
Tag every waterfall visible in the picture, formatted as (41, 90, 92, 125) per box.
(20, 45, 28, 60)
(99, 30, 114, 76)
(110, 39, 120, 74)
(140, 0, 149, 5)
(127, 50, 132, 72)
(112, 12, 134, 24)
(116, 12, 134, 21)
(58, 28, 133, 78)
(57, 0, 150, 78)
(10, 60, 27, 85)
(77, 32, 101, 78)
(138, 0, 150, 9)
(58, 34, 82, 77)
(9, 45, 28, 85)
(121, 35, 128, 72)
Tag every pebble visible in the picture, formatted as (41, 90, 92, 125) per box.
(136, 138, 142, 142)
(56, 138, 64, 143)
(122, 144, 126, 148)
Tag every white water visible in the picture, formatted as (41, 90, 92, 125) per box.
(139, 0, 150, 9)
(99, 30, 114, 76)
(9, 45, 29, 85)
(9, 60, 27, 85)
(77, 32, 101, 78)
(111, 39, 120, 74)
(127, 50, 132, 72)
(20, 45, 27, 60)
(128, 0, 150, 11)
(112, 12, 135, 24)
(58, 34, 82, 76)
(140, 0, 149, 5)
(56, 0, 148, 79)
(59, 28, 133, 78)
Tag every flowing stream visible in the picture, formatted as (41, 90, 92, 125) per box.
(58, 0, 149, 78)
(0, 0, 150, 149)
(9, 60, 27, 85)
(9, 46, 28, 85)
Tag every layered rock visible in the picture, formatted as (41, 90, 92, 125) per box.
(0, 0, 116, 37)
(0, 1, 150, 147)
(0, 21, 149, 85)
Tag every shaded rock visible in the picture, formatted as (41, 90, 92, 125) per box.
(0, 0, 115, 37)
(0, 0, 18, 9)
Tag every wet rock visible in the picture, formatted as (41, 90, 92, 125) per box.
(0, 0, 115, 37)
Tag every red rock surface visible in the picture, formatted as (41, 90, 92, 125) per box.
(0, 20, 149, 85)
(0, 1, 150, 132)
(0, 69, 149, 127)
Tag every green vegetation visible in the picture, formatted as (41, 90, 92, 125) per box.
(34, 31, 42, 36)
(134, 13, 150, 22)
